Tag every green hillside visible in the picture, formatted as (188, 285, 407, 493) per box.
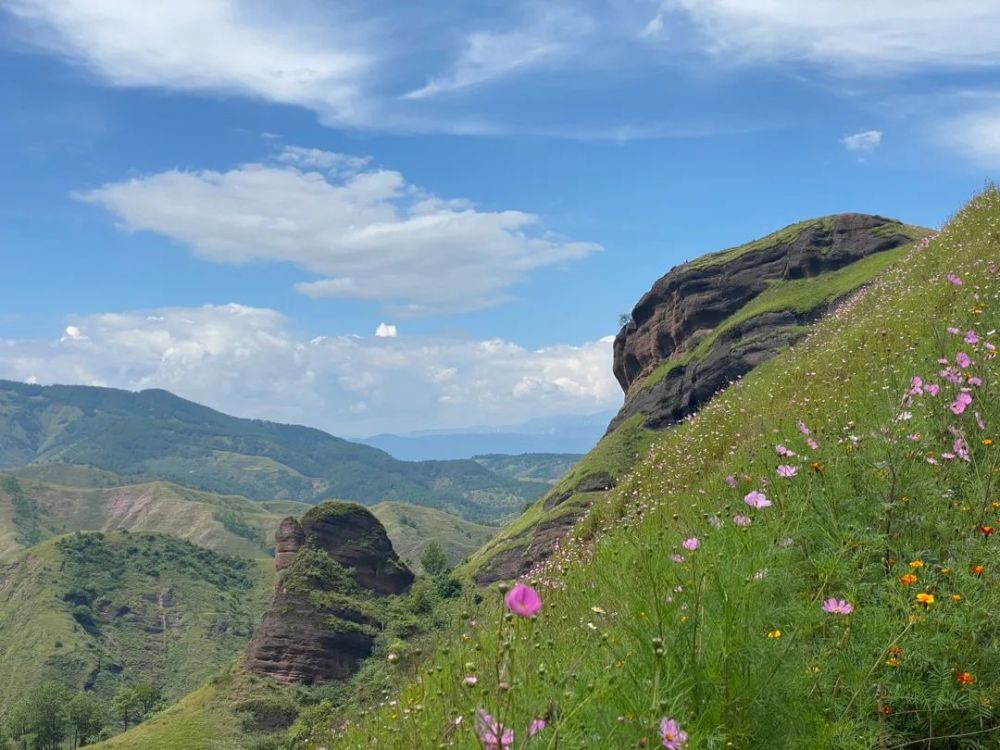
(300, 190, 1000, 746)
(0, 382, 547, 523)
(472, 453, 582, 484)
(0, 531, 273, 722)
(371, 501, 497, 571)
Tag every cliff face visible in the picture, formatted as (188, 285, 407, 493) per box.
(610, 214, 925, 430)
(470, 213, 928, 585)
(245, 502, 413, 685)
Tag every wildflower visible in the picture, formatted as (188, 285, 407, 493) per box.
(528, 719, 546, 737)
(724, 475, 737, 488)
(908, 560, 924, 569)
(984, 438, 994, 446)
(899, 574, 917, 585)
(797, 421, 810, 436)
(810, 462, 825, 473)
(955, 672, 977, 687)
(947, 326, 960, 335)
(776, 464, 797, 478)
(951, 594, 962, 602)
(940, 567, 950, 575)
(670, 554, 685, 564)
(776, 444, 796, 457)
(909, 376, 924, 395)
(956, 352, 972, 368)
(965, 330, 979, 344)
(767, 629, 782, 638)
(970, 564, 985, 576)
(926, 383, 940, 396)
(744, 490, 772, 509)
(387, 653, 399, 664)
(950, 392, 973, 415)
(659, 718, 688, 750)
(976, 412, 987, 430)
(753, 568, 769, 580)
(464, 675, 478, 687)
(732, 514, 751, 527)
(821, 598, 854, 615)
(947, 272, 963, 285)
(915, 592, 935, 606)
(682, 537, 700, 551)
(806, 437, 819, 450)
(505, 583, 542, 618)
(476, 710, 513, 749)
(885, 657, 900, 667)
(969, 376, 983, 386)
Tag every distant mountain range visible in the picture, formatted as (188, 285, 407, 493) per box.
(0, 380, 558, 523)
(358, 411, 615, 460)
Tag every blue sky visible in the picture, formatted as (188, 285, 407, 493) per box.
(1, 0, 999, 435)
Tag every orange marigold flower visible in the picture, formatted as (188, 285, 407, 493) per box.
(899, 574, 917, 585)
(970, 564, 985, 576)
(983, 439, 994, 446)
(951, 594, 962, 602)
(887, 646, 903, 656)
(767, 629, 782, 639)
(955, 671, 977, 686)
(885, 657, 900, 667)
(940, 567, 951, 575)
(908, 560, 924, 569)
(810, 462, 825, 474)
(915, 592, 935, 606)
(979, 525, 994, 536)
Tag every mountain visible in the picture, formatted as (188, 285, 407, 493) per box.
(0, 381, 548, 523)
(370, 501, 496, 571)
(469, 213, 929, 582)
(471, 453, 582, 484)
(0, 530, 273, 719)
(294, 190, 1000, 747)
(358, 412, 613, 460)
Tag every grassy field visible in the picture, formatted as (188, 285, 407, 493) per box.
(371, 501, 497, 571)
(314, 190, 1000, 747)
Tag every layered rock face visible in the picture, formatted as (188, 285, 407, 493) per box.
(611, 214, 922, 430)
(245, 502, 413, 684)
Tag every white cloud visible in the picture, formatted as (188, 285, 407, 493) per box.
(374, 323, 398, 338)
(76, 151, 600, 316)
(62, 325, 85, 340)
(404, 8, 593, 100)
(0, 305, 621, 434)
(6, 0, 372, 124)
(275, 146, 371, 174)
(840, 130, 882, 153)
(941, 107, 1000, 168)
(665, 1, 1000, 72)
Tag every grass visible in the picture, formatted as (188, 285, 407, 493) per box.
(371, 501, 497, 571)
(311, 189, 1000, 748)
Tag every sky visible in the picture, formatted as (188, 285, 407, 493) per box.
(1, 0, 999, 436)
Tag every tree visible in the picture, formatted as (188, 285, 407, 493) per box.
(132, 682, 162, 717)
(3, 699, 32, 750)
(420, 540, 449, 578)
(67, 693, 103, 750)
(23, 683, 70, 750)
(111, 687, 139, 732)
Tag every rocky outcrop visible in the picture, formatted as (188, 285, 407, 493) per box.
(611, 214, 924, 430)
(245, 502, 413, 685)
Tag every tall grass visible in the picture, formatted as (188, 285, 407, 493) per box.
(302, 188, 1000, 749)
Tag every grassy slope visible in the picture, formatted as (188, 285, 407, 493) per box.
(0, 531, 273, 716)
(371, 501, 496, 571)
(324, 191, 1000, 748)
(0, 474, 307, 562)
(472, 454, 583, 484)
(0, 382, 545, 523)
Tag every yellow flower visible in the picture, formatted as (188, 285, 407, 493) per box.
(915, 592, 935, 606)
(767, 629, 783, 639)
(885, 657, 900, 667)
(940, 567, 951, 575)
(899, 573, 917, 585)
(983, 439, 994, 446)
(951, 594, 962, 602)
(908, 560, 924, 569)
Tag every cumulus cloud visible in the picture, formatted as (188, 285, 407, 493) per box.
(5, 0, 372, 124)
(374, 323, 398, 338)
(76, 148, 600, 316)
(840, 130, 882, 154)
(0, 304, 621, 434)
(940, 107, 1000, 168)
(664, 0, 1000, 72)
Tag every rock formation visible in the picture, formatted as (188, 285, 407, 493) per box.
(245, 502, 413, 684)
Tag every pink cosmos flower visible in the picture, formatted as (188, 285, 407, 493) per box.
(476, 710, 514, 749)
(909, 376, 924, 395)
(671, 554, 685, 564)
(806, 437, 819, 450)
(975, 412, 986, 431)
(947, 272, 963, 286)
(950, 392, 973, 415)
(965, 330, 979, 345)
(659, 717, 688, 749)
(821, 598, 854, 615)
(744, 490, 771, 509)
(464, 675, 478, 686)
(941, 368, 963, 385)
(528, 719, 546, 737)
(733, 515, 752, 527)
(777, 464, 797, 478)
(776, 444, 796, 457)
(682, 537, 700, 551)
(505, 583, 542, 618)
(925, 383, 940, 397)
(956, 352, 972, 368)
(797, 421, 810, 436)
(947, 326, 960, 335)
(724, 475, 737, 488)
(968, 376, 983, 387)
(954, 438, 971, 462)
